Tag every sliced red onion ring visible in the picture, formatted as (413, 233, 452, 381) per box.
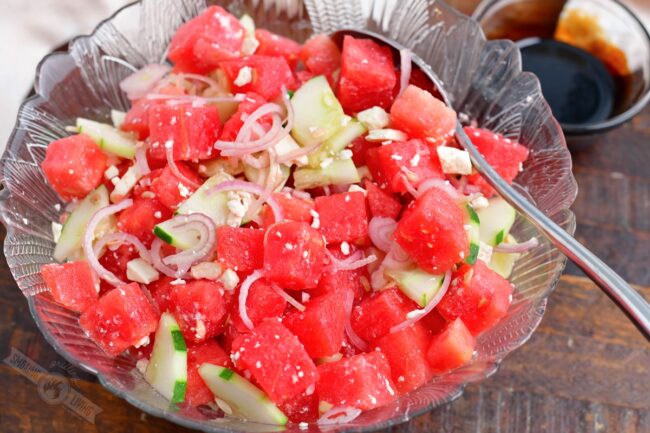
(418, 178, 463, 201)
(215, 103, 284, 150)
(275, 140, 321, 164)
(208, 179, 284, 222)
(239, 270, 263, 330)
(161, 214, 216, 272)
(272, 285, 306, 312)
(390, 270, 452, 334)
(134, 144, 150, 176)
(344, 289, 368, 352)
(165, 140, 202, 189)
(401, 173, 421, 198)
(326, 249, 377, 271)
(493, 237, 539, 254)
(120, 64, 170, 100)
(83, 199, 133, 285)
(281, 86, 295, 134)
(175, 73, 220, 90)
(93, 231, 151, 264)
(318, 406, 362, 425)
(281, 187, 312, 200)
(150, 238, 185, 278)
(399, 49, 412, 97)
(219, 115, 283, 157)
(368, 217, 397, 253)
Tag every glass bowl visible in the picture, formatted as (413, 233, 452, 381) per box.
(0, 0, 577, 432)
(472, 0, 650, 137)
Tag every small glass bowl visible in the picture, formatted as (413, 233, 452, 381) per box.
(0, 0, 577, 432)
(473, 0, 650, 137)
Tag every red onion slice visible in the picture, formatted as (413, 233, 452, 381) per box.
(120, 64, 170, 100)
(318, 406, 362, 425)
(368, 217, 397, 253)
(326, 249, 377, 271)
(150, 238, 185, 278)
(82, 199, 133, 285)
(93, 231, 151, 264)
(165, 140, 202, 189)
(275, 140, 321, 164)
(493, 237, 538, 254)
(160, 214, 217, 271)
(390, 270, 452, 334)
(208, 180, 284, 222)
(399, 49, 412, 97)
(418, 178, 464, 201)
(272, 285, 306, 312)
(239, 270, 263, 330)
(344, 289, 368, 352)
(175, 73, 220, 90)
(134, 144, 150, 176)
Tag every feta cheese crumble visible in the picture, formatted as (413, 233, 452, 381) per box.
(357, 106, 390, 130)
(436, 146, 472, 175)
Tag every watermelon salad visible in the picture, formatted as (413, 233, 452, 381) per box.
(38, 6, 538, 426)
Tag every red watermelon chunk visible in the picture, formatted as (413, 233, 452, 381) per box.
(350, 288, 415, 343)
(390, 85, 457, 142)
(313, 247, 367, 302)
(365, 180, 402, 219)
(169, 280, 231, 344)
(99, 244, 139, 284)
(231, 319, 318, 404)
(148, 104, 221, 161)
(79, 282, 158, 356)
(366, 139, 445, 194)
(278, 388, 319, 423)
(229, 278, 287, 332)
(464, 127, 530, 197)
(221, 55, 295, 100)
(282, 290, 346, 358)
(117, 198, 172, 247)
(437, 260, 513, 335)
(337, 36, 397, 113)
(216, 226, 264, 273)
(349, 135, 379, 167)
(122, 85, 187, 140)
(394, 187, 469, 273)
(317, 352, 397, 410)
(255, 29, 301, 69)
(421, 308, 448, 335)
(168, 6, 245, 74)
(299, 34, 341, 76)
(41, 261, 98, 313)
(219, 92, 269, 141)
(263, 221, 326, 290)
(150, 162, 202, 210)
(260, 192, 315, 228)
(146, 276, 175, 313)
(314, 192, 368, 244)
(371, 321, 433, 394)
(185, 339, 231, 407)
(427, 318, 476, 374)
(42, 134, 107, 201)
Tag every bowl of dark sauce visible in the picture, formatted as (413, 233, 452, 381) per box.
(473, 0, 650, 137)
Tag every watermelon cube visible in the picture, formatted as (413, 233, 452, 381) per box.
(42, 134, 107, 201)
(221, 55, 295, 101)
(350, 135, 379, 167)
(148, 104, 221, 161)
(229, 277, 287, 332)
(150, 162, 202, 210)
(255, 29, 301, 69)
(313, 247, 367, 302)
(365, 180, 402, 219)
(394, 187, 469, 273)
(79, 282, 158, 356)
(371, 321, 433, 394)
(421, 308, 448, 335)
(41, 261, 98, 313)
(169, 280, 231, 344)
(216, 226, 265, 273)
(117, 198, 172, 247)
(464, 127, 530, 197)
(263, 221, 326, 290)
(260, 192, 315, 228)
(282, 290, 347, 358)
(317, 352, 397, 410)
(146, 276, 175, 313)
(122, 85, 187, 140)
(350, 288, 415, 343)
(185, 339, 231, 407)
(314, 192, 368, 244)
(299, 34, 341, 76)
(427, 318, 476, 374)
(219, 92, 269, 141)
(337, 36, 397, 113)
(231, 319, 318, 404)
(99, 244, 139, 285)
(278, 388, 319, 423)
(168, 6, 245, 73)
(365, 139, 445, 194)
(390, 85, 457, 142)
(437, 260, 513, 335)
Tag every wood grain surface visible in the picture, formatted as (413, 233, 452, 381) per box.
(1, 2, 650, 431)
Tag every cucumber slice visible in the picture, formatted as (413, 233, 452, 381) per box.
(76, 118, 137, 159)
(293, 158, 360, 190)
(476, 197, 516, 246)
(199, 363, 288, 426)
(144, 313, 188, 404)
(307, 119, 366, 168)
(243, 164, 290, 191)
(464, 204, 481, 265)
(290, 76, 346, 148)
(53, 185, 109, 262)
(153, 220, 199, 250)
(488, 235, 520, 278)
(385, 268, 444, 307)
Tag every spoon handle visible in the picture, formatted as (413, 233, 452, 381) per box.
(456, 126, 650, 340)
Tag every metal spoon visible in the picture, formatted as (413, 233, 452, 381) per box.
(331, 29, 650, 339)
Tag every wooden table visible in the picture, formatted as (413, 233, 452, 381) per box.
(1, 9, 650, 433)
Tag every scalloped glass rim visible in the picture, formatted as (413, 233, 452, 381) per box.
(0, 1, 577, 432)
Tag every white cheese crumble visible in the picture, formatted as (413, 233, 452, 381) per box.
(365, 128, 408, 143)
(436, 146, 472, 175)
(51, 222, 63, 243)
(195, 319, 207, 340)
(220, 269, 239, 291)
(336, 149, 353, 160)
(136, 359, 149, 374)
(104, 165, 119, 180)
(190, 262, 223, 280)
(477, 241, 494, 264)
(340, 241, 350, 255)
(126, 258, 160, 284)
(470, 195, 489, 210)
(134, 335, 150, 348)
(348, 184, 367, 196)
(226, 191, 252, 227)
(233, 66, 253, 86)
(110, 165, 142, 202)
(310, 209, 320, 229)
(357, 106, 390, 130)
(410, 153, 421, 167)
